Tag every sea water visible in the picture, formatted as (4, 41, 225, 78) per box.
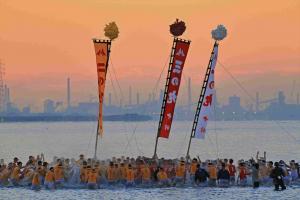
(0, 121, 300, 199)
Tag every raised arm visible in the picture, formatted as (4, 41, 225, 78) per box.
(41, 153, 45, 162)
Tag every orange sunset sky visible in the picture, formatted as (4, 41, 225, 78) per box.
(0, 0, 300, 111)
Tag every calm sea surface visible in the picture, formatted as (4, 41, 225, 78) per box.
(0, 121, 300, 199)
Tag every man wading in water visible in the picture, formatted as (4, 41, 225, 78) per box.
(270, 162, 286, 191)
(252, 163, 260, 188)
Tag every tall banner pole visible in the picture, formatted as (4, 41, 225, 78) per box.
(153, 38, 177, 158)
(186, 42, 218, 159)
(93, 39, 112, 159)
(153, 38, 190, 158)
(92, 22, 118, 159)
(153, 19, 191, 158)
(186, 24, 227, 159)
(94, 123, 100, 159)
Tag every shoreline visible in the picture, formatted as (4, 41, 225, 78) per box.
(0, 114, 152, 123)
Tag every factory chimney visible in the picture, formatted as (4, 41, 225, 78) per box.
(67, 77, 71, 108)
(129, 86, 132, 106)
(255, 92, 259, 112)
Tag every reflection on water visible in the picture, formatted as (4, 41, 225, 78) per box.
(0, 121, 299, 162)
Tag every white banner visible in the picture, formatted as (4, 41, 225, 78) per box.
(194, 45, 218, 139)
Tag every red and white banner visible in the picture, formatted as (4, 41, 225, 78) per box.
(194, 45, 218, 139)
(159, 40, 190, 138)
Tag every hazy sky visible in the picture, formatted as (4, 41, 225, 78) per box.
(0, 0, 299, 111)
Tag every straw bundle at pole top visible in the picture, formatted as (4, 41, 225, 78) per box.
(211, 24, 227, 41)
(169, 19, 186, 37)
(104, 22, 119, 41)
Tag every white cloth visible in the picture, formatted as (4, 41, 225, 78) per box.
(195, 45, 218, 139)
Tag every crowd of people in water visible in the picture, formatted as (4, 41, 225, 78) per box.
(0, 152, 299, 191)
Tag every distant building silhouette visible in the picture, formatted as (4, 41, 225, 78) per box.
(129, 86, 132, 106)
(0, 61, 4, 113)
(22, 106, 31, 114)
(1, 84, 300, 121)
(229, 95, 241, 108)
(255, 92, 259, 112)
(219, 95, 246, 120)
(67, 78, 71, 109)
(74, 102, 98, 115)
(278, 91, 285, 105)
(263, 91, 300, 120)
(3, 85, 10, 112)
(43, 99, 55, 113)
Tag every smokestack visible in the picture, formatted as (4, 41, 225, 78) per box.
(297, 93, 299, 105)
(4, 85, 7, 101)
(6, 87, 9, 112)
(148, 93, 152, 103)
(108, 93, 112, 106)
(255, 92, 259, 112)
(278, 91, 285, 105)
(4, 85, 10, 103)
(188, 77, 192, 111)
(136, 92, 140, 105)
(6, 87, 9, 103)
(152, 92, 155, 102)
(3, 85, 9, 112)
(129, 86, 132, 106)
(67, 78, 71, 108)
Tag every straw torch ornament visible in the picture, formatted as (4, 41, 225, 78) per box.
(104, 22, 119, 41)
(211, 24, 227, 42)
(169, 19, 186, 37)
(92, 22, 119, 158)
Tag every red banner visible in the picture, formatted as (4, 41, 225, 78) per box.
(159, 40, 190, 138)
